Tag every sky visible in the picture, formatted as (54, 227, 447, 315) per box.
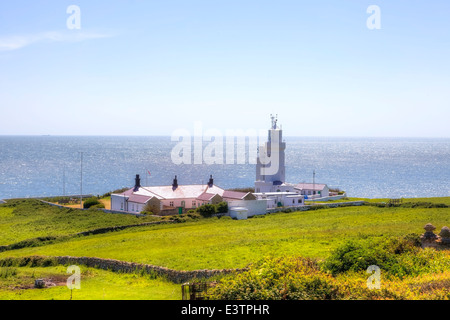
(0, 0, 449, 137)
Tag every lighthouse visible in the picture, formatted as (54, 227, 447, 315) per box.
(255, 114, 287, 193)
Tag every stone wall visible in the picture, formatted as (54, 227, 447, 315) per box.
(0, 256, 247, 284)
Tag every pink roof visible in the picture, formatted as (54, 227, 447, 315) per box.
(222, 190, 249, 200)
(116, 184, 226, 201)
(196, 192, 217, 201)
(127, 194, 152, 204)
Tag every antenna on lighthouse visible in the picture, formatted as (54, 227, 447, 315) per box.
(270, 114, 278, 129)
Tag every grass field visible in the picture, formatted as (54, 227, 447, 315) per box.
(307, 197, 450, 205)
(0, 198, 448, 300)
(0, 199, 160, 245)
(0, 203, 448, 270)
(0, 265, 179, 300)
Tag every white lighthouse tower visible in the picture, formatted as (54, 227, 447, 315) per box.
(255, 114, 287, 193)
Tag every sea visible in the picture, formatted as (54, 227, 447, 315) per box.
(0, 136, 449, 200)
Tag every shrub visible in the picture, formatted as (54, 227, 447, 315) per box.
(400, 202, 448, 208)
(206, 257, 340, 300)
(308, 205, 328, 211)
(226, 187, 255, 193)
(83, 197, 101, 209)
(186, 211, 202, 219)
(216, 202, 228, 214)
(322, 235, 447, 278)
(196, 204, 217, 217)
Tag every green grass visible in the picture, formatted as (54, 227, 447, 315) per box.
(1, 204, 448, 271)
(351, 197, 450, 205)
(0, 265, 180, 300)
(307, 197, 450, 205)
(0, 197, 449, 300)
(0, 199, 161, 246)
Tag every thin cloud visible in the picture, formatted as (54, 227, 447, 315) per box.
(0, 31, 114, 52)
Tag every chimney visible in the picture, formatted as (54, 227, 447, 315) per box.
(134, 174, 141, 191)
(208, 175, 214, 187)
(172, 175, 178, 190)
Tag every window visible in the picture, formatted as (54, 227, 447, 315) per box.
(192, 201, 196, 207)
(120, 202, 123, 210)
(256, 188, 260, 192)
(298, 199, 301, 203)
(169, 201, 174, 207)
(132, 204, 135, 211)
(292, 200, 295, 204)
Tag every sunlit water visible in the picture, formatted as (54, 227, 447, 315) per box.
(0, 136, 449, 199)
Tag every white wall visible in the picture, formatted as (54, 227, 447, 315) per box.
(111, 194, 152, 213)
(227, 199, 267, 217)
(111, 194, 127, 211)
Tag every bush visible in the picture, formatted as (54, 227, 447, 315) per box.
(196, 204, 217, 217)
(226, 187, 255, 193)
(322, 234, 447, 278)
(400, 202, 448, 208)
(216, 202, 228, 214)
(206, 257, 340, 300)
(308, 205, 328, 211)
(186, 211, 202, 219)
(83, 197, 101, 209)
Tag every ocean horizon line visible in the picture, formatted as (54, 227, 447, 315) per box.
(0, 134, 449, 140)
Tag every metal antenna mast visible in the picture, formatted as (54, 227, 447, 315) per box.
(63, 165, 66, 196)
(79, 152, 83, 209)
(313, 170, 316, 200)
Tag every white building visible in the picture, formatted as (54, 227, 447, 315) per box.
(253, 192, 304, 208)
(111, 115, 336, 216)
(294, 183, 330, 199)
(111, 174, 255, 215)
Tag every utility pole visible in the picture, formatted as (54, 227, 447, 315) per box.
(79, 152, 83, 209)
(313, 170, 316, 200)
(63, 165, 66, 196)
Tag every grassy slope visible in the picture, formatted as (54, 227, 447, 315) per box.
(0, 265, 179, 300)
(0, 200, 160, 246)
(1, 205, 448, 271)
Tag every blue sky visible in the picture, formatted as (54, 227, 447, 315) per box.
(0, 1, 449, 137)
